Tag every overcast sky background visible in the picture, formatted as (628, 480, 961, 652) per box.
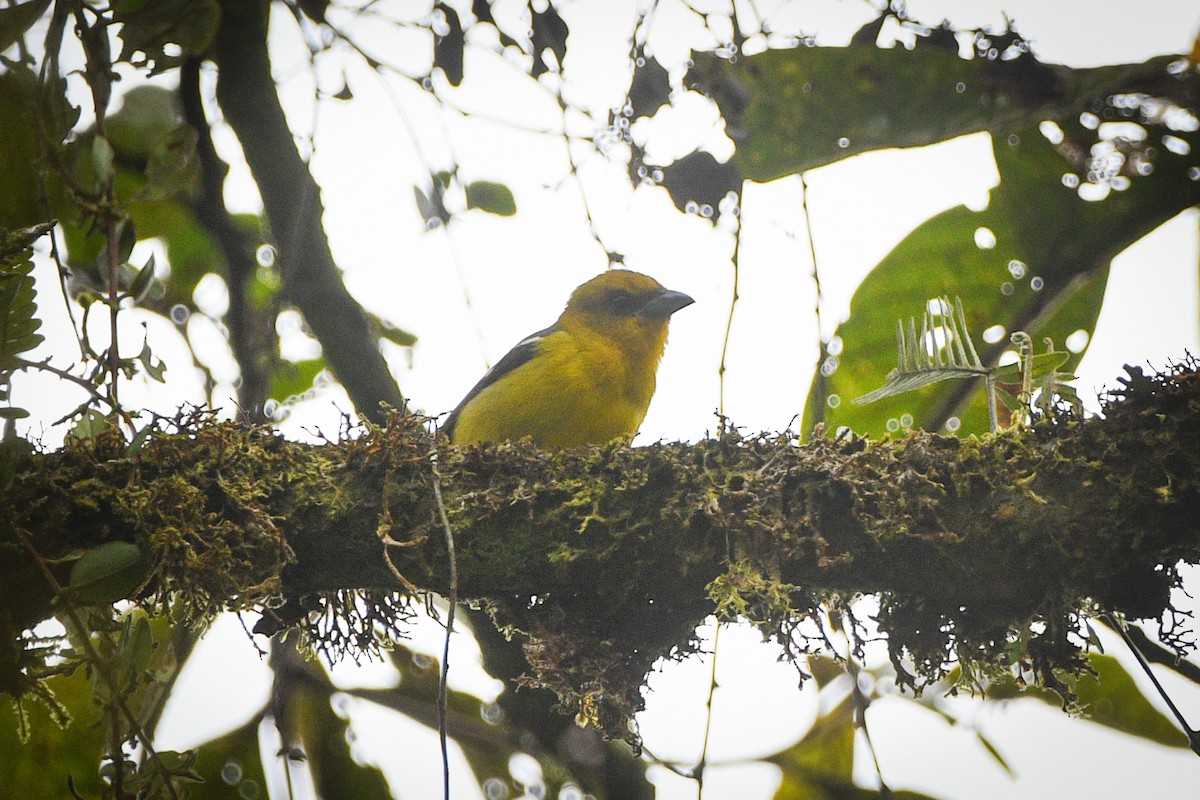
(13, 0, 1200, 798)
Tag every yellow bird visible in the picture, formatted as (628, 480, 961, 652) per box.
(443, 270, 694, 448)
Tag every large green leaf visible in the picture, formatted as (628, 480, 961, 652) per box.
(188, 715, 270, 800)
(0, 0, 51, 54)
(806, 118, 1200, 437)
(0, 67, 71, 229)
(1008, 651, 1190, 749)
(686, 32, 1189, 178)
(0, 670, 106, 799)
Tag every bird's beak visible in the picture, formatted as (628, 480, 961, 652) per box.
(640, 288, 695, 318)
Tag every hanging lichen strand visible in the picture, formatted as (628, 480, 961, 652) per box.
(3, 359, 1198, 743)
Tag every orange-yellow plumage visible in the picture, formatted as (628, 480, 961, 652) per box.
(443, 270, 693, 448)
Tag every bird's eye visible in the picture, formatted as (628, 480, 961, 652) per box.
(605, 289, 638, 314)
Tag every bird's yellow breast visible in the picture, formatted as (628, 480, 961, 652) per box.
(449, 321, 666, 449)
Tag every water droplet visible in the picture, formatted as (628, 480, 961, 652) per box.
(483, 777, 510, 800)
(1066, 329, 1090, 352)
(955, 81, 966, 94)
(1030, 276, 1044, 291)
(699, 204, 713, 218)
(412, 652, 433, 669)
(973, 227, 996, 249)
(1078, 181, 1111, 201)
(1079, 111, 1100, 130)
(238, 780, 260, 800)
(826, 394, 841, 408)
(899, 413, 913, 428)
(635, 56, 645, 67)
(559, 784, 584, 800)
(651, 168, 664, 182)
(983, 324, 1006, 344)
(170, 304, 190, 324)
(421, 76, 433, 90)
(1136, 161, 1153, 176)
(1111, 175, 1131, 190)
(1007, 259, 1026, 279)
(827, 335, 843, 356)
(1167, 58, 1190, 75)
(1189, 166, 1200, 181)
(426, 217, 443, 231)
(430, 8, 450, 35)
(802, 81, 813, 93)
(1061, 173, 1080, 188)
(1000, 282, 1015, 296)
(684, 200, 699, 214)
(1007, 133, 1020, 146)
(256, 244, 276, 267)
(1039, 120, 1065, 144)
(820, 356, 839, 376)
(837, 136, 850, 149)
(622, 104, 633, 117)
(987, 47, 998, 60)
(222, 762, 243, 785)
(481, 703, 504, 724)
(886, 418, 900, 433)
(636, 165, 648, 178)
(945, 417, 961, 432)
(263, 399, 279, 418)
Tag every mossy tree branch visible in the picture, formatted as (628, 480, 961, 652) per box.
(3, 360, 1198, 741)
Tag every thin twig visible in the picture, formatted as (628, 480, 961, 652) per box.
(717, 229, 741, 418)
(1105, 614, 1200, 756)
(695, 622, 722, 797)
(800, 173, 829, 428)
(429, 439, 459, 800)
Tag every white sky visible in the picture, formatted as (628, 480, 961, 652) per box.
(11, 1, 1200, 798)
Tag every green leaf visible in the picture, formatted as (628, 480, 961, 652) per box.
(767, 694, 855, 785)
(854, 297, 989, 406)
(112, 0, 220, 75)
(379, 325, 418, 348)
(91, 135, 116, 185)
(128, 254, 157, 303)
(1074, 653, 1190, 748)
(106, 85, 183, 163)
(137, 332, 167, 383)
(0, 406, 31, 419)
(67, 541, 147, 604)
(991, 349, 1070, 383)
(806, 118, 1200, 437)
(975, 731, 1014, 778)
(1014, 652, 1189, 749)
(0, 67, 67, 229)
(187, 716, 269, 800)
(0, 223, 50, 371)
(466, 180, 517, 216)
(65, 409, 115, 444)
(0, 0, 52, 55)
(0, 668, 106, 796)
(140, 125, 199, 201)
(687, 42, 1183, 178)
(269, 357, 327, 402)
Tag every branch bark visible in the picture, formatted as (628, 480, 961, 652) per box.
(210, 0, 404, 421)
(4, 360, 1198, 741)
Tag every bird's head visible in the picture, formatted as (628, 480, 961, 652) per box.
(559, 270, 694, 341)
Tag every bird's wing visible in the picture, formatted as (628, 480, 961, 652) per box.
(440, 323, 558, 440)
